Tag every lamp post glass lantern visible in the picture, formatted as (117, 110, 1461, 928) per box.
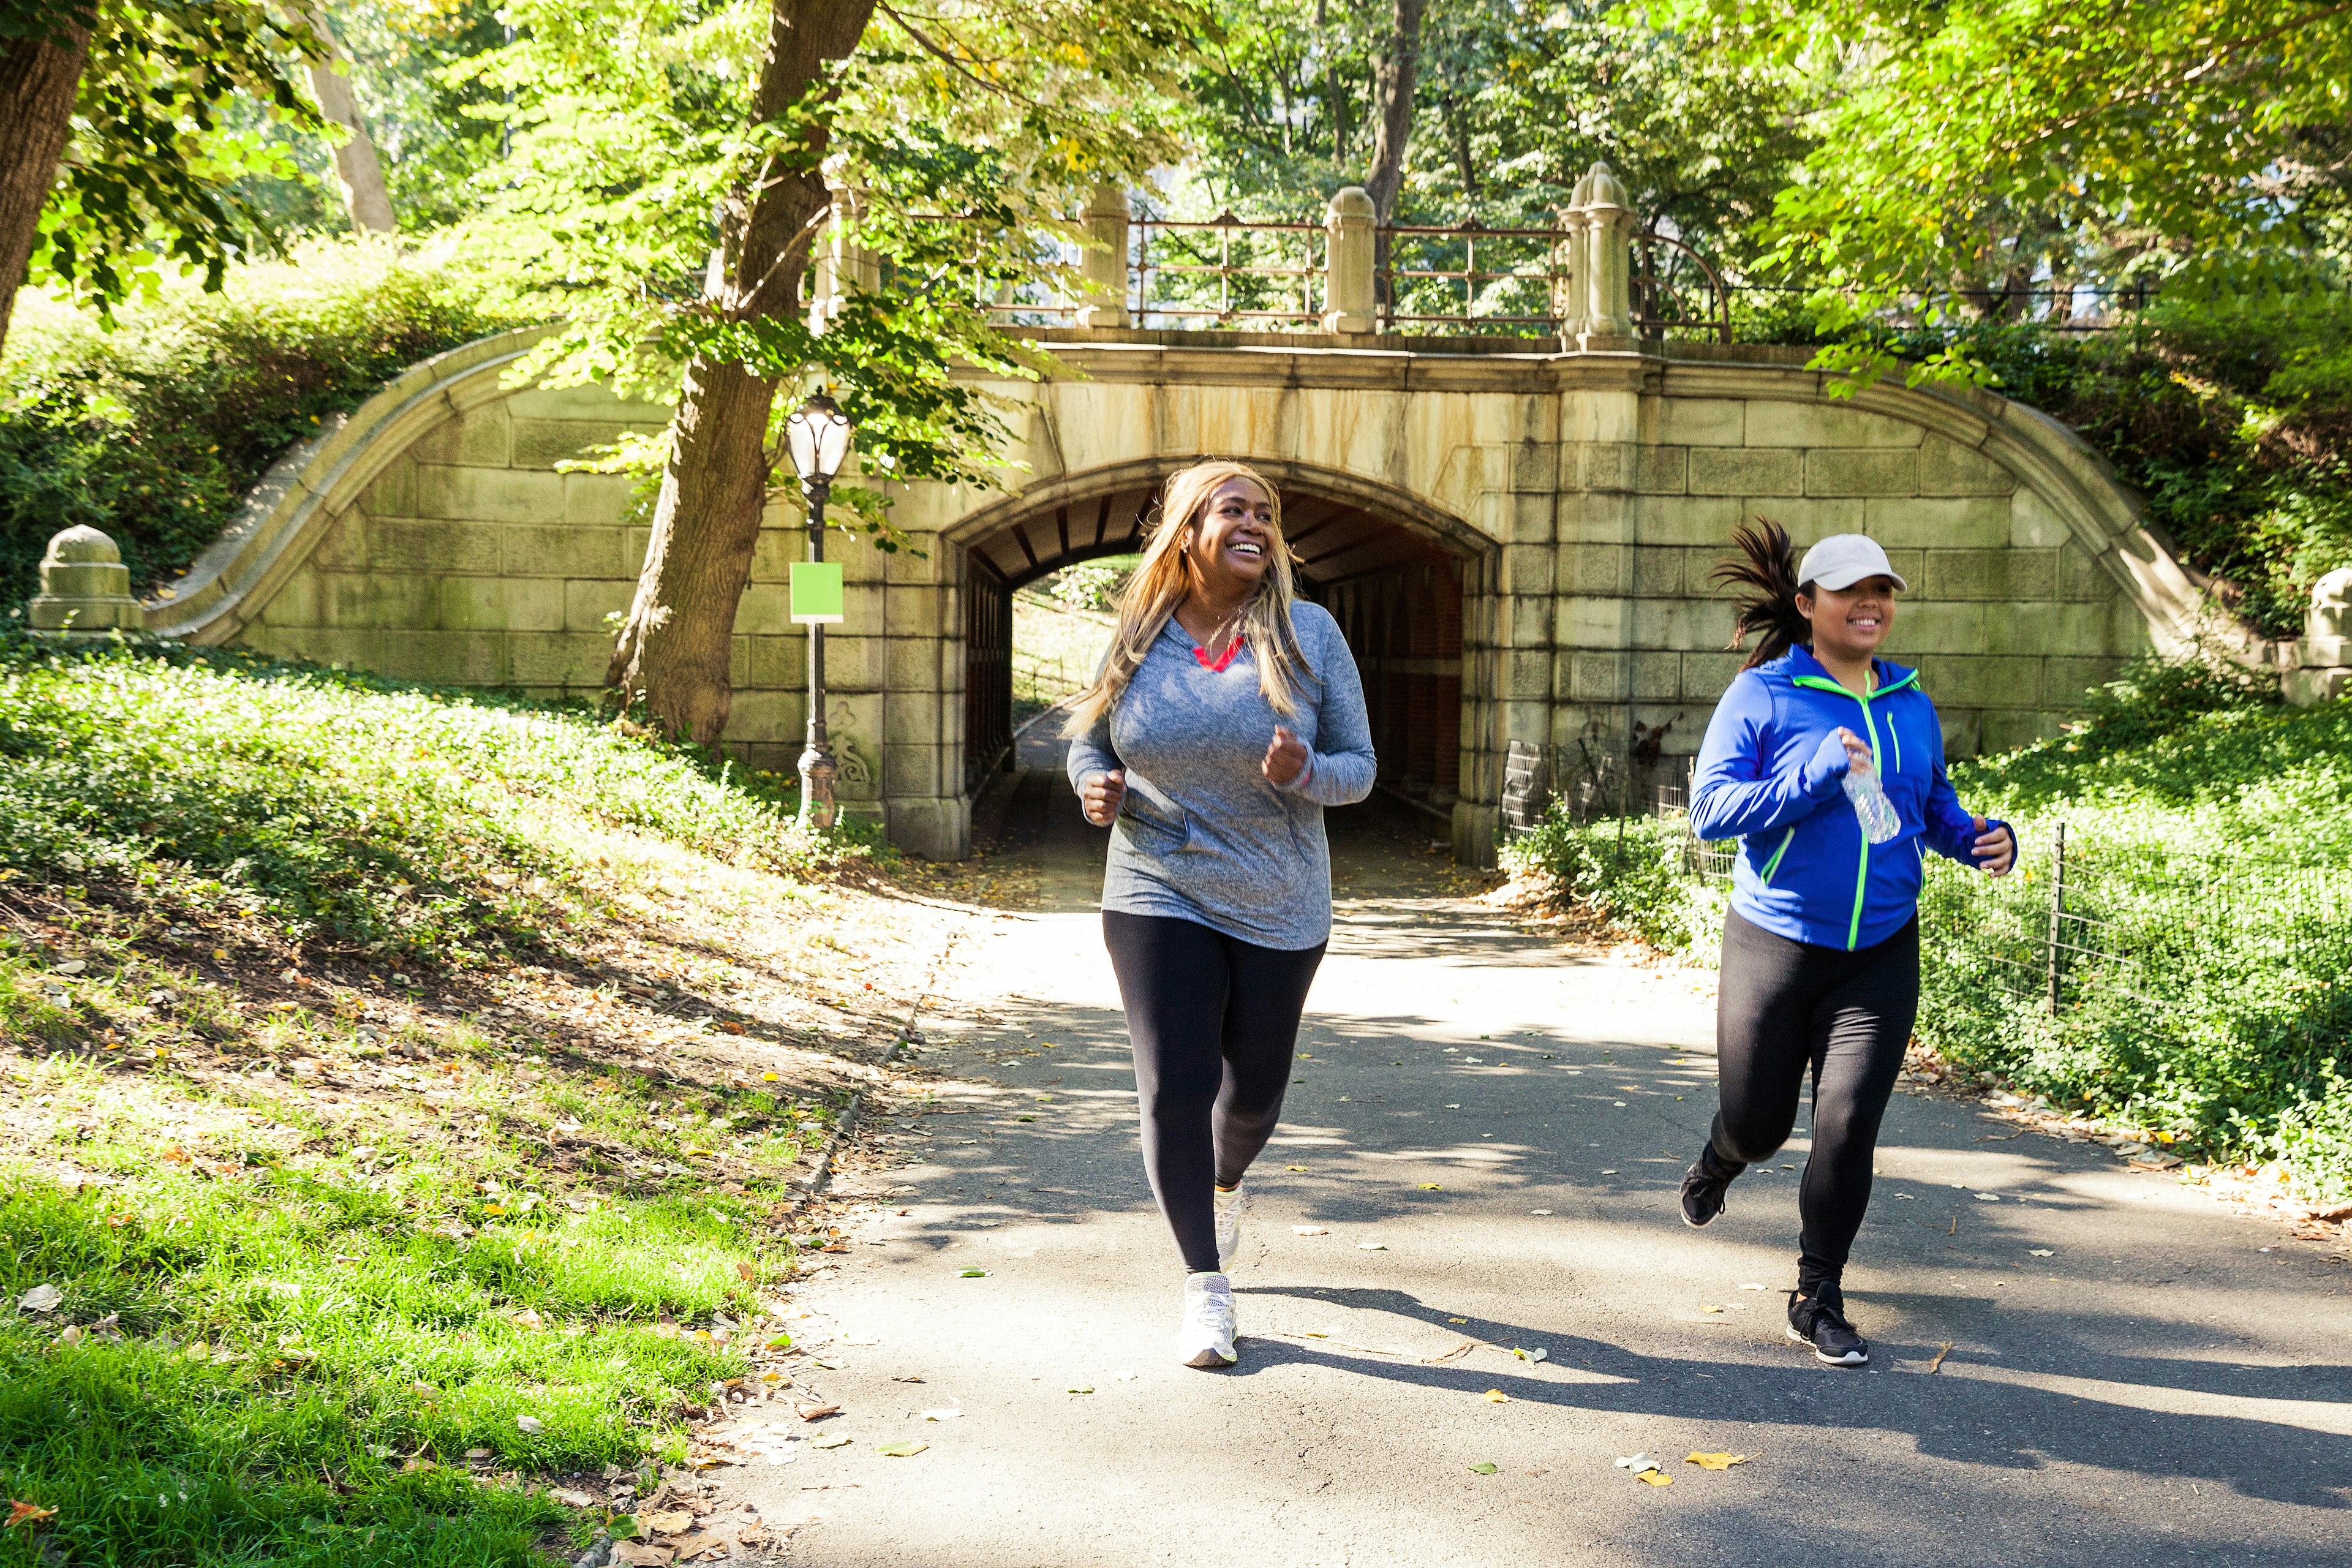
(785, 392, 854, 828)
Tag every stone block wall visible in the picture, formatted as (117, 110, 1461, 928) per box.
(157, 328, 2204, 864)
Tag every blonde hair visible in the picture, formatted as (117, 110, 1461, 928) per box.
(1061, 460, 1309, 736)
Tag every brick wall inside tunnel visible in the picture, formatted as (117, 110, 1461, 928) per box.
(1322, 560, 1463, 816)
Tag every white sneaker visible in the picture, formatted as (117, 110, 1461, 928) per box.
(1177, 1271, 1237, 1368)
(1213, 1181, 1246, 1270)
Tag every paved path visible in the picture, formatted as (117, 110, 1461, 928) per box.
(735, 768, 2351, 1566)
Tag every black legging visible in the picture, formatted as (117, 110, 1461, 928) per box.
(1102, 911, 1327, 1273)
(1709, 907, 1920, 1299)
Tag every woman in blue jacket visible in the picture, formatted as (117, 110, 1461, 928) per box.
(1684, 521, 2015, 1368)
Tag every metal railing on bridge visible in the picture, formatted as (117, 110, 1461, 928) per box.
(807, 162, 1732, 344)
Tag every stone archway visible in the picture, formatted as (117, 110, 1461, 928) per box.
(946, 461, 1498, 842)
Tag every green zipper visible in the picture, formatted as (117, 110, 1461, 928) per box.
(1792, 668, 1918, 949)
(1758, 827, 1795, 888)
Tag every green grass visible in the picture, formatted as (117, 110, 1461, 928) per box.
(0, 635, 901, 1566)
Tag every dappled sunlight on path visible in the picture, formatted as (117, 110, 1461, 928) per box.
(717, 776, 2352, 1567)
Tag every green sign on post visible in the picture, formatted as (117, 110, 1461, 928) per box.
(790, 561, 845, 625)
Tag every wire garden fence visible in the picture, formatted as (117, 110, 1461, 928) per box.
(1645, 780, 2352, 1077)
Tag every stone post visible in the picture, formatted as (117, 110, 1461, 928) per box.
(1075, 181, 1130, 329)
(807, 173, 879, 333)
(2285, 567, 2352, 704)
(1322, 186, 1378, 334)
(27, 526, 143, 637)
(1551, 197, 1588, 339)
(1578, 160, 1635, 341)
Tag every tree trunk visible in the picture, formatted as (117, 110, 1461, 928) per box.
(0, 23, 94, 355)
(1364, 0, 1427, 224)
(1363, 0, 1427, 325)
(303, 7, 396, 235)
(606, 0, 878, 741)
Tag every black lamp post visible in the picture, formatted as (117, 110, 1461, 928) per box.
(783, 390, 854, 829)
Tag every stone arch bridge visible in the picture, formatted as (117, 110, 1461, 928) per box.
(143, 323, 2209, 864)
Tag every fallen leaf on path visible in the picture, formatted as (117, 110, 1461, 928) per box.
(6, 1502, 56, 1528)
(1483, 1389, 1509, 1403)
(1447, 1316, 1468, 1324)
(1467, 1462, 1498, 1475)
(642, 1512, 695, 1536)
(1066, 1385, 1093, 1395)
(875, 1442, 927, 1457)
(515, 1415, 544, 1434)
(17, 1285, 61, 1314)
(1509, 1346, 1548, 1363)
(810, 1435, 851, 1449)
(1528, 1209, 1553, 1215)
(1738, 1283, 1766, 1291)
(1973, 1193, 2000, 1202)
(1286, 1164, 1310, 1172)
(1613, 1454, 1653, 1470)
(1418, 1183, 1442, 1191)
(1698, 1305, 1723, 1314)
(1357, 1242, 1387, 1251)
(1685, 1453, 1747, 1471)
(1600, 1169, 1619, 1175)
(2027, 1249, 2054, 1257)
(548, 1487, 593, 1507)
(1926, 1342, 1954, 1374)
(611, 1544, 674, 1566)
(795, 1404, 840, 1422)
(920, 1408, 960, 1421)
(959, 1268, 987, 1277)
(1291, 1226, 1330, 1236)
(1638, 1471, 1674, 1487)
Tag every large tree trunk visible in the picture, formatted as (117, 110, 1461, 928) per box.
(1363, 0, 1427, 224)
(607, 0, 878, 740)
(1363, 0, 1427, 325)
(0, 23, 94, 355)
(303, 7, 396, 235)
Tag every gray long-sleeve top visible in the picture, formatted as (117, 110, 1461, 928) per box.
(1065, 602, 1376, 950)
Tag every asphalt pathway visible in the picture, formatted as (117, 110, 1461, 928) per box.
(733, 767, 2351, 1566)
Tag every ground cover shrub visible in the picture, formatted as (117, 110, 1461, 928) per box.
(1510, 657, 2352, 1199)
(1498, 810, 1727, 959)
(0, 241, 530, 611)
(0, 631, 858, 960)
(1919, 660, 2352, 1197)
(0, 635, 912, 1563)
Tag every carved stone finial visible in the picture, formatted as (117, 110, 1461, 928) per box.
(28, 525, 143, 636)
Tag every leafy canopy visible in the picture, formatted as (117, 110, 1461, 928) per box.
(31, 1, 328, 317)
(451, 0, 1204, 543)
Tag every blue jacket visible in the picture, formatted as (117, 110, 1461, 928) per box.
(1691, 645, 2005, 951)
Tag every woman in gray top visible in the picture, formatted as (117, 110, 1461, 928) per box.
(1065, 458, 1376, 1369)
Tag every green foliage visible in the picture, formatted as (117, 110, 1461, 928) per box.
(36, 0, 328, 316)
(0, 243, 527, 609)
(1499, 810, 1727, 957)
(454, 0, 1204, 546)
(1669, 0, 2352, 349)
(0, 632, 859, 960)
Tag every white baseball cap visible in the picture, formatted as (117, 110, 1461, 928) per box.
(1796, 533, 1907, 592)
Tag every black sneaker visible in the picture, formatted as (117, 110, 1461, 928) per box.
(1786, 1290, 1868, 1366)
(1678, 1144, 1739, 1228)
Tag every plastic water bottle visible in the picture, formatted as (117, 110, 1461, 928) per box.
(1842, 763, 1902, 845)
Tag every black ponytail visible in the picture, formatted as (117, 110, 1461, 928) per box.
(1712, 516, 1810, 671)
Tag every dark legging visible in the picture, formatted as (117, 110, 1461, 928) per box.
(1102, 911, 1327, 1273)
(1709, 907, 1920, 1299)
